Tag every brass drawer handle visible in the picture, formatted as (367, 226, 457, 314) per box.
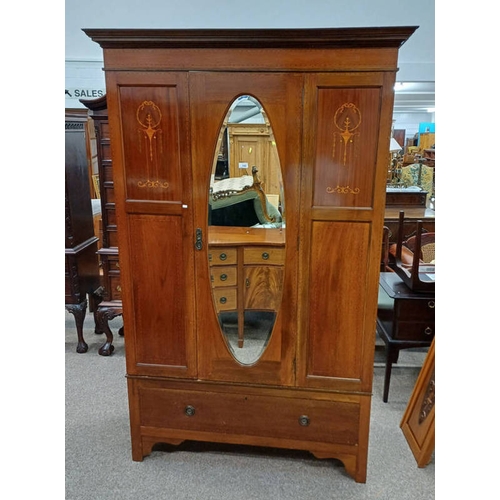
(185, 405, 196, 417)
(219, 253, 227, 261)
(424, 326, 433, 335)
(115, 262, 120, 268)
(220, 297, 227, 304)
(299, 415, 310, 427)
(116, 285, 122, 292)
(246, 278, 250, 288)
(262, 252, 269, 260)
(428, 300, 435, 309)
(220, 273, 228, 281)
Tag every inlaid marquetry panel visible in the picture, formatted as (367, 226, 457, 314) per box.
(119, 85, 185, 201)
(313, 87, 381, 208)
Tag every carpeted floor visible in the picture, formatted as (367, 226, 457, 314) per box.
(65, 309, 434, 500)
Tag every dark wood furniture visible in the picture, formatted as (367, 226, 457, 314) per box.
(400, 338, 435, 467)
(384, 207, 435, 244)
(376, 272, 435, 402)
(385, 189, 428, 207)
(65, 110, 102, 352)
(84, 26, 416, 483)
(81, 96, 124, 355)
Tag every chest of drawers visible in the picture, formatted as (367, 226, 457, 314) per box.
(376, 272, 435, 402)
(209, 227, 285, 348)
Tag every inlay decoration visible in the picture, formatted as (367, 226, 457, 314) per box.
(419, 369, 435, 424)
(332, 102, 361, 166)
(136, 100, 168, 189)
(326, 102, 361, 195)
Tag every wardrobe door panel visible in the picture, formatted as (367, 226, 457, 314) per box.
(104, 72, 196, 378)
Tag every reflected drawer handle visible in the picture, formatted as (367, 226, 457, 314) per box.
(220, 297, 227, 304)
(185, 405, 196, 417)
(424, 326, 433, 335)
(115, 262, 120, 269)
(116, 285, 121, 292)
(220, 273, 228, 281)
(219, 253, 227, 261)
(298, 415, 310, 427)
(428, 300, 435, 309)
(262, 252, 269, 260)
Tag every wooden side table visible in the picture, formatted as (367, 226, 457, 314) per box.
(376, 272, 435, 402)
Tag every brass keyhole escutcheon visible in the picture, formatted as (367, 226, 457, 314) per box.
(185, 405, 196, 417)
(299, 415, 310, 427)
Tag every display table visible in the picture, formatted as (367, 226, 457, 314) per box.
(376, 272, 435, 402)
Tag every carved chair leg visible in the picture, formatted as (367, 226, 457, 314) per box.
(66, 300, 88, 354)
(95, 304, 123, 356)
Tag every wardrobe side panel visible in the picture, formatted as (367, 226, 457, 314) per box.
(307, 221, 370, 379)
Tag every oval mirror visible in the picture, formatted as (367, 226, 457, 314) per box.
(207, 96, 285, 365)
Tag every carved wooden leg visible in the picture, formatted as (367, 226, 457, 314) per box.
(90, 287, 105, 334)
(95, 303, 123, 356)
(66, 300, 88, 353)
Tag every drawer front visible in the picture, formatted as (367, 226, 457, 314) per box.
(211, 266, 237, 287)
(100, 142, 112, 161)
(393, 320, 435, 341)
(244, 246, 284, 265)
(98, 122, 110, 140)
(212, 288, 237, 311)
(244, 266, 284, 310)
(209, 247, 237, 265)
(139, 386, 360, 446)
(395, 298, 435, 321)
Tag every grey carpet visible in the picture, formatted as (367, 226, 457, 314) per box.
(65, 310, 434, 500)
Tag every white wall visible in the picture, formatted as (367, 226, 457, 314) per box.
(65, 0, 435, 113)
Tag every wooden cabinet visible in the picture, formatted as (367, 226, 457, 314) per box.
(85, 26, 416, 483)
(81, 96, 124, 355)
(65, 110, 101, 352)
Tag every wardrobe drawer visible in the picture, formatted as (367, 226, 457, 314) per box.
(393, 320, 435, 341)
(211, 266, 237, 287)
(139, 386, 360, 446)
(212, 288, 237, 311)
(209, 248, 237, 265)
(244, 246, 284, 265)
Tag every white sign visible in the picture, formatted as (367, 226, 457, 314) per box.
(65, 88, 105, 99)
(238, 162, 249, 169)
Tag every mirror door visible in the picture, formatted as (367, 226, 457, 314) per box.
(190, 72, 303, 386)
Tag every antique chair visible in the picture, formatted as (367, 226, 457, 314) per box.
(209, 166, 282, 227)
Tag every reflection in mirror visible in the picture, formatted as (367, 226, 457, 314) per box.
(208, 96, 285, 365)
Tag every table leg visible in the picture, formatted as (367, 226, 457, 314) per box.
(383, 343, 400, 403)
